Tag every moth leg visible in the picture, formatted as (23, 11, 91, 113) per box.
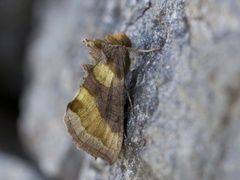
(124, 83, 135, 116)
(83, 64, 93, 72)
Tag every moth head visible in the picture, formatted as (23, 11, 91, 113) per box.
(106, 33, 132, 47)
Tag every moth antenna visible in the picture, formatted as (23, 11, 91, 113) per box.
(137, 47, 160, 53)
(127, 47, 160, 54)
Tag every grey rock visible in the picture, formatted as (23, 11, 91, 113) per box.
(19, 0, 240, 179)
(0, 152, 43, 180)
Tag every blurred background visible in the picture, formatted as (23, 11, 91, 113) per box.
(0, 0, 44, 179)
(0, 0, 32, 158)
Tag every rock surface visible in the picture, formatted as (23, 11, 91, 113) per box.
(19, 0, 240, 179)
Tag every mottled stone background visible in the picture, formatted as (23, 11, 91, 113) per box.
(1, 0, 240, 179)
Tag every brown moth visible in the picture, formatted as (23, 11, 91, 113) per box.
(63, 33, 159, 164)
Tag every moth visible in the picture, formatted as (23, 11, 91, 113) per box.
(63, 33, 159, 164)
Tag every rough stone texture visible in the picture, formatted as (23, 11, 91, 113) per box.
(19, 0, 240, 179)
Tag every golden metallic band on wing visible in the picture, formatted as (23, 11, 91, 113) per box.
(68, 86, 119, 148)
(64, 109, 119, 163)
(93, 63, 115, 88)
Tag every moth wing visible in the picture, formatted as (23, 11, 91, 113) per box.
(64, 62, 124, 164)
